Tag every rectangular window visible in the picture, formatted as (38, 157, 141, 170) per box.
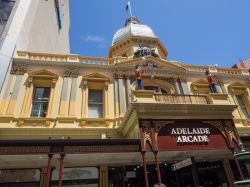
(31, 87, 51, 117)
(236, 95, 250, 119)
(88, 89, 103, 118)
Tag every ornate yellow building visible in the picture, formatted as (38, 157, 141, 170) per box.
(0, 17, 250, 187)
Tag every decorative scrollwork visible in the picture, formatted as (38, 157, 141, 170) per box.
(141, 120, 152, 145)
(225, 121, 237, 142)
(10, 64, 27, 75)
(225, 121, 245, 151)
(202, 121, 227, 140)
(64, 68, 79, 77)
(153, 121, 175, 133)
(113, 70, 125, 79)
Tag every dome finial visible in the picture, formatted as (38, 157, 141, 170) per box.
(125, 1, 140, 26)
(125, 17, 140, 26)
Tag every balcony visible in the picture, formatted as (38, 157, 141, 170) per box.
(131, 90, 209, 104)
(131, 90, 231, 105)
(155, 94, 208, 104)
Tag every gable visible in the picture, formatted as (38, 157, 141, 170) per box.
(228, 81, 247, 88)
(115, 56, 185, 72)
(82, 73, 110, 81)
(29, 69, 58, 79)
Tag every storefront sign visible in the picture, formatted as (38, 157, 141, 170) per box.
(171, 128, 210, 143)
(171, 158, 193, 171)
(156, 120, 232, 151)
(126, 171, 136, 178)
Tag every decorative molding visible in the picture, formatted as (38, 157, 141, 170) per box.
(202, 121, 227, 140)
(0, 146, 50, 154)
(153, 120, 175, 133)
(64, 68, 79, 78)
(225, 121, 245, 151)
(10, 64, 27, 75)
(16, 118, 52, 127)
(113, 70, 125, 79)
(82, 80, 88, 89)
(178, 77, 187, 82)
(141, 120, 152, 145)
(64, 145, 140, 153)
(104, 81, 109, 89)
(225, 121, 237, 142)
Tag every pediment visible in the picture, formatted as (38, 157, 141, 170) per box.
(82, 73, 109, 81)
(29, 69, 58, 79)
(228, 81, 247, 88)
(115, 56, 185, 72)
(191, 79, 209, 86)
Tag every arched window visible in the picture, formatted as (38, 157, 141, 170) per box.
(144, 86, 167, 94)
(131, 79, 175, 94)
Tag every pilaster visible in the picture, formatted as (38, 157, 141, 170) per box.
(222, 159, 235, 187)
(46, 78, 57, 118)
(179, 78, 190, 94)
(21, 77, 33, 117)
(172, 77, 181, 94)
(81, 80, 88, 118)
(104, 81, 109, 118)
(100, 166, 108, 187)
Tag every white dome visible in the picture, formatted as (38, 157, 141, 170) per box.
(112, 22, 157, 45)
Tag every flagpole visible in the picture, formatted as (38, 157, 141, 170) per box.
(129, 0, 133, 17)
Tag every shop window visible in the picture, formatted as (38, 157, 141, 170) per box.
(31, 87, 51, 117)
(236, 95, 250, 119)
(0, 168, 40, 186)
(88, 89, 103, 118)
(51, 167, 99, 187)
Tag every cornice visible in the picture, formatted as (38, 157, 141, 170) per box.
(0, 127, 121, 138)
(129, 102, 237, 120)
(13, 52, 250, 83)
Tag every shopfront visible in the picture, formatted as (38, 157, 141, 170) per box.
(138, 119, 243, 187)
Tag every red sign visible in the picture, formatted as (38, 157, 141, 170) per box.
(157, 121, 230, 151)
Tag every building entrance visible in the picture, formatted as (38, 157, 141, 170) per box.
(173, 161, 229, 187)
(107, 161, 229, 187)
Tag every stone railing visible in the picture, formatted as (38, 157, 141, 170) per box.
(79, 56, 113, 65)
(15, 51, 114, 65)
(185, 64, 249, 75)
(130, 90, 208, 104)
(185, 65, 208, 73)
(155, 94, 208, 104)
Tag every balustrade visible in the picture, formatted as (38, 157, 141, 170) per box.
(155, 94, 208, 104)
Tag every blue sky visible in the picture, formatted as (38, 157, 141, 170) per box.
(69, 0, 250, 68)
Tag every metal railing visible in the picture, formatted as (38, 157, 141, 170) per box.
(155, 94, 208, 104)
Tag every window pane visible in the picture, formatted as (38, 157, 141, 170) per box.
(144, 86, 167, 94)
(88, 89, 103, 118)
(31, 87, 50, 117)
(31, 102, 48, 117)
(89, 104, 103, 118)
(236, 95, 250, 119)
(89, 89, 103, 103)
(34, 87, 50, 100)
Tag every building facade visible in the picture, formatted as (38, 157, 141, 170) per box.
(0, 17, 250, 187)
(0, 0, 70, 92)
(233, 59, 250, 70)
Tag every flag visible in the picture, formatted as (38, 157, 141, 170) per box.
(126, 1, 130, 12)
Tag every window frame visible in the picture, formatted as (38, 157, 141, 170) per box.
(88, 89, 104, 118)
(30, 87, 51, 118)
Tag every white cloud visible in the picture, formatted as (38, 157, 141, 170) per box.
(80, 35, 106, 48)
